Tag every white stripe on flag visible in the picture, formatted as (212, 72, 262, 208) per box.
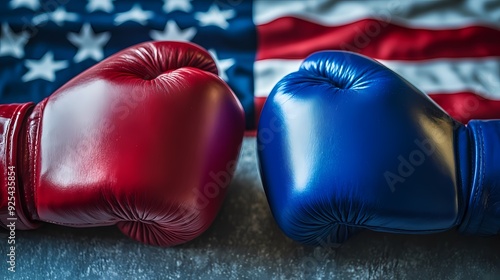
(253, 0, 500, 29)
(254, 57, 500, 99)
(254, 60, 301, 97)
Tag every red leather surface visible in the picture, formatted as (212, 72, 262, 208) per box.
(12, 41, 245, 246)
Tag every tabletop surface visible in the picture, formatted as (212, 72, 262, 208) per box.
(2, 138, 500, 280)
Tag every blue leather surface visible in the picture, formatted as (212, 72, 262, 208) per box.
(258, 51, 468, 246)
(459, 120, 500, 235)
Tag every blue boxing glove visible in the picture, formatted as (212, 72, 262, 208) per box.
(257, 51, 500, 246)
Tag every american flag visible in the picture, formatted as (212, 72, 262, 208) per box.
(1, 0, 500, 131)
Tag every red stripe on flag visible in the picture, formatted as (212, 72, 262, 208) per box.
(430, 92, 500, 123)
(247, 96, 267, 137)
(244, 130, 257, 137)
(257, 17, 500, 61)
(254, 96, 267, 128)
(253, 93, 500, 130)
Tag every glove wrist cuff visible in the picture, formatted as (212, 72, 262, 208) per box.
(459, 120, 500, 235)
(0, 103, 40, 230)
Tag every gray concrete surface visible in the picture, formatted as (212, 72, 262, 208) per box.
(2, 138, 500, 279)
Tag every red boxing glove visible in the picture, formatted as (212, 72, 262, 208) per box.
(0, 41, 245, 246)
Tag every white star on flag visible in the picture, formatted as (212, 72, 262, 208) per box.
(150, 20, 196, 42)
(114, 4, 154, 26)
(86, 0, 115, 13)
(163, 0, 192, 13)
(195, 4, 235, 29)
(50, 7, 79, 26)
(9, 0, 39, 10)
(32, 7, 79, 26)
(68, 23, 111, 63)
(0, 23, 30, 58)
(209, 49, 235, 82)
(22, 52, 68, 82)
